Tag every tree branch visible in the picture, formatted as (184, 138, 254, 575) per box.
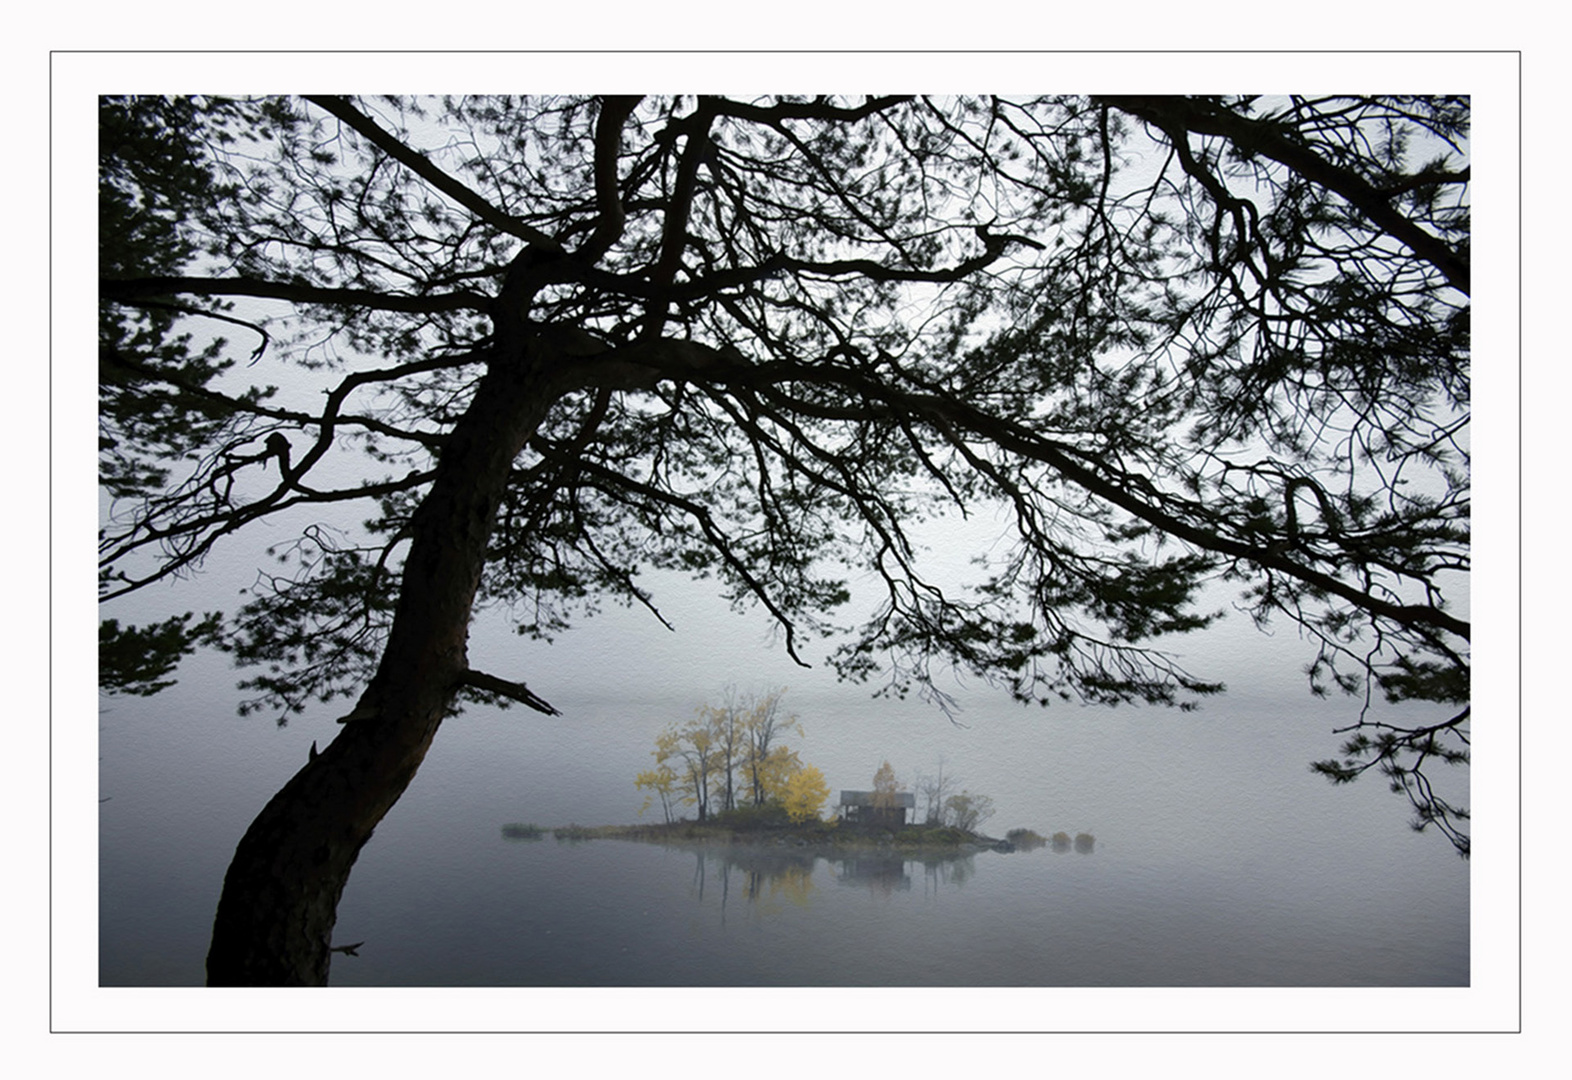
(306, 95, 564, 252)
(454, 668, 560, 715)
(573, 96, 642, 265)
(531, 439, 815, 668)
(1101, 96, 1470, 295)
(710, 95, 912, 124)
(101, 274, 490, 314)
(710, 354, 1471, 643)
(101, 345, 454, 449)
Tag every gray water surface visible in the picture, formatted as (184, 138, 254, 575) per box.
(98, 640, 1469, 988)
(319, 829, 1464, 987)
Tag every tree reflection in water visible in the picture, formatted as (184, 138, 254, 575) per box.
(664, 841, 1009, 913)
(1049, 831, 1097, 854)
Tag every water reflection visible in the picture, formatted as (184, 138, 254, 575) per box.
(835, 855, 914, 896)
(320, 828, 1464, 986)
(918, 853, 977, 890)
(1048, 831, 1096, 854)
(679, 844, 824, 923)
(651, 839, 1009, 913)
(742, 861, 816, 907)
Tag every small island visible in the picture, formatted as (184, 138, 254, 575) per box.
(505, 734, 1095, 858)
(503, 812, 1089, 858)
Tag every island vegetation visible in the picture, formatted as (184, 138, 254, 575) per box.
(633, 688, 832, 824)
(498, 730, 1091, 855)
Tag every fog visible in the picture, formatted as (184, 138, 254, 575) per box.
(97, 554, 1469, 990)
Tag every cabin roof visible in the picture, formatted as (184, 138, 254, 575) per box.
(838, 790, 916, 808)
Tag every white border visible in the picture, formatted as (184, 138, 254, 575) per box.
(51, 50, 1520, 1037)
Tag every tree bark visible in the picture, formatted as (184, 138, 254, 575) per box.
(205, 342, 570, 986)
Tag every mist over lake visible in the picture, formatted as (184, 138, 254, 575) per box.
(98, 586, 1468, 988)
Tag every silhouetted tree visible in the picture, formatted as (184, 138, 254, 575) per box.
(915, 758, 960, 826)
(735, 689, 802, 808)
(99, 612, 221, 697)
(99, 94, 1471, 983)
(943, 791, 995, 833)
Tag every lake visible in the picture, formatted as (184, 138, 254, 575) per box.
(96, 606, 1470, 991)
(321, 829, 1465, 987)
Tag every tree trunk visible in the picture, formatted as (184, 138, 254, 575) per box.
(206, 343, 569, 986)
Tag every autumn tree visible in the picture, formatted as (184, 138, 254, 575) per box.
(870, 761, 900, 811)
(634, 763, 679, 824)
(643, 689, 815, 821)
(698, 687, 799, 811)
(697, 694, 747, 814)
(651, 716, 720, 822)
(737, 689, 803, 808)
(99, 94, 1471, 984)
(781, 764, 832, 823)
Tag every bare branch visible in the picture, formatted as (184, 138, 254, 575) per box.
(454, 669, 560, 715)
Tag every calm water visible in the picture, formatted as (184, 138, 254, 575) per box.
(97, 607, 1470, 988)
(322, 831, 1465, 987)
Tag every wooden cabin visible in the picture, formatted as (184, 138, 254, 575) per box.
(837, 790, 917, 829)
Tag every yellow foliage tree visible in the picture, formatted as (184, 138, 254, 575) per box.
(695, 696, 746, 813)
(870, 760, 899, 810)
(651, 719, 720, 821)
(781, 764, 831, 823)
(740, 688, 803, 807)
(634, 763, 679, 823)
(756, 744, 804, 803)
